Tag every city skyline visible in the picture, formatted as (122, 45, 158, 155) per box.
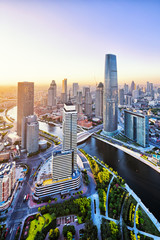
(0, 0, 160, 86)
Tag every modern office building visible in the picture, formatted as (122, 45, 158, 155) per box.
(95, 82, 103, 119)
(72, 83, 79, 98)
(118, 89, 124, 106)
(61, 78, 67, 103)
(48, 80, 57, 107)
(17, 82, 34, 136)
(22, 115, 39, 154)
(62, 102, 77, 170)
(124, 110, 149, 147)
(76, 91, 83, 114)
(0, 162, 16, 203)
(33, 102, 81, 200)
(84, 87, 92, 116)
(103, 54, 118, 136)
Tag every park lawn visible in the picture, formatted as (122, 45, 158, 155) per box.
(137, 207, 160, 237)
(26, 213, 53, 240)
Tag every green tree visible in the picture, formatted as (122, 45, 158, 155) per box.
(67, 231, 72, 240)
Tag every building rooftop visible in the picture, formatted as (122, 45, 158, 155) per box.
(0, 162, 15, 178)
(64, 103, 76, 112)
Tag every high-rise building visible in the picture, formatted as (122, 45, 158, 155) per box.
(103, 54, 118, 136)
(95, 82, 103, 119)
(0, 162, 16, 202)
(84, 87, 92, 116)
(22, 115, 39, 154)
(118, 89, 124, 105)
(130, 81, 136, 93)
(132, 89, 139, 99)
(62, 102, 77, 170)
(61, 78, 67, 103)
(124, 110, 149, 147)
(124, 83, 129, 94)
(48, 80, 57, 107)
(76, 91, 83, 114)
(125, 95, 132, 106)
(34, 102, 81, 200)
(17, 82, 34, 136)
(72, 83, 79, 98)
(146, 81, 150, 93)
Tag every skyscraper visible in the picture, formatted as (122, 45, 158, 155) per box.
(130, 81, 136, 93)
(103, 54, 118, 136)
(76, 91, 83, 114)
(17, 82, 34, 136)
(84, 87, 92, 116)
(61, 78, 67, 103)
(124, 83, 129, 94)
(118, 89, 124, 105)
(72, 83, 79, 98)
(33, 102, 81, 200)
(95, 82, 103, 119)
(62, 102, 77, 171)
(48, 80, 57, 107)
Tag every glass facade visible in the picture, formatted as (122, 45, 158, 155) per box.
(103, 54, 118, 135)
(124, 110, 149, 147)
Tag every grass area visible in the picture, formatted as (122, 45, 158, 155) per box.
(26, 213, 53, 240)
(113, 133, 140, 147)
(137, 206, 160, 237)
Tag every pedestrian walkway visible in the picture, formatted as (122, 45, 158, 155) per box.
(106, 175, 114, 218)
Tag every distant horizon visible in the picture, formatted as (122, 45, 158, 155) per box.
(0, 0, 160, 86)
(0, 81, 160, 89)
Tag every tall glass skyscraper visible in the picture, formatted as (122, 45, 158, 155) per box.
(103, 54, 118, 136)
(62, 102, 77, 171)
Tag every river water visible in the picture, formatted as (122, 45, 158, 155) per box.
(8, 107, 160, 221)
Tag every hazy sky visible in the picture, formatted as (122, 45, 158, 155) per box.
(0, 0, 160, 86)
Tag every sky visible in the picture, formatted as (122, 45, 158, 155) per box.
(0, 0, 160, 86)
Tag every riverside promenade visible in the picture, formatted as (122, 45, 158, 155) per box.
(94, 134, 160, 174)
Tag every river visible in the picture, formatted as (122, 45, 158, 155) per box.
(8, 107, 160, 221)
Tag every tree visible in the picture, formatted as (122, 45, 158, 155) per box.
(49, 228, 59, 240)
(36, 213, 40, 220)
(67, 231, 72, 240)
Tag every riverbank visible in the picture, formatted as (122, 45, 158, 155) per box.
(94, 134, 160, 174)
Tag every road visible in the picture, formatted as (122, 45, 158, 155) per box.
(4, 143, 62, 240)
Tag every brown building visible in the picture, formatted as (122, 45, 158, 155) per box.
(17, 82, 34, 136)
